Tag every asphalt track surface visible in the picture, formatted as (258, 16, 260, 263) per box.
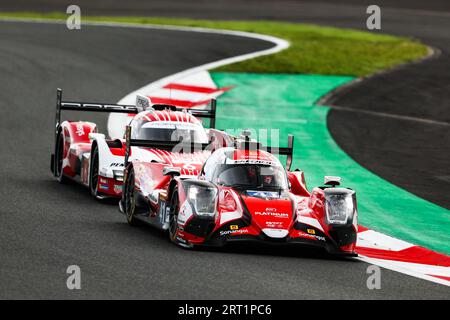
(0, 1, 449, 299)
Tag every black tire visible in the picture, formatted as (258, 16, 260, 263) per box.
(123, 167, 138, 226)
(89, 145, 102, 199)
(168, 188, 181, 244)
(55, 132, 68, 183)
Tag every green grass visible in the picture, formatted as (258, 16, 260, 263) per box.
(0, 12, 428, 77)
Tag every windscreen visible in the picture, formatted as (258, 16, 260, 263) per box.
(137, 122, 208, 143)
(213, 164, 288, 190)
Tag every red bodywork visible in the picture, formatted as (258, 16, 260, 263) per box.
(56, 120, 125, 197)
(126, 147, 358, 255)
(54, 108, 230, 198)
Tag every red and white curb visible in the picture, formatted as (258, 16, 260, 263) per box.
(356, 226, 450, 286)
(108, 71, 231, 139)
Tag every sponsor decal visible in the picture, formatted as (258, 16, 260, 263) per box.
(114, 184, 122, 194)
(230, 225, 239, 230)
(265, 221, 284, 228)
(314, 235, 326, 242)
(307, 229, 316, 235)
(99, 184, 109, 191)
(234, 160, 273, 165)
(75, 123, 85, 136)
(143, 121, 199, 130)
(110, 163, 124, 167)
(220, 229, 249, 236)
(159, 202, 168, 225)
(297, 230, 325, 242)
(254, 207, 289, 219)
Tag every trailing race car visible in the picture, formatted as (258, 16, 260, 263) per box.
(50, 88, 229, 199)
(121, 128, 358, 256)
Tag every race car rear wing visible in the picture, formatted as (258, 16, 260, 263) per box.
(54, 88, 139, 138)
(237, 133, 294, 171)
(55, 89, 217, 136)
(123, 125, 212, 166)
(267, 135, 294, 171)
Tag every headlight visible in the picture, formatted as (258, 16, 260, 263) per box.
(188, 185, 217, 217)
(324, 188, 356, 225)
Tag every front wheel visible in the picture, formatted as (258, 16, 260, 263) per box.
(89, 145, 102, 199)
(168, 188, 181, 244)
(168, 189, 194, 249)
(123, 167, 138, 226)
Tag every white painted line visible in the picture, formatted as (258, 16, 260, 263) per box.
(327, 104, 450, 127)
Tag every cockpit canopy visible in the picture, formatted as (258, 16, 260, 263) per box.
(130, 118, 209, 143)
(202, 147, 289, 190)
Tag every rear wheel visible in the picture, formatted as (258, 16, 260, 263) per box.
(55, 132, 68, 183)
(89, 145, 102, 199)
(124, 167, 138, 226)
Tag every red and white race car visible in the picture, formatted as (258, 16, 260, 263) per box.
(121, 128, 359, 256)
(50, 89, 230, 199)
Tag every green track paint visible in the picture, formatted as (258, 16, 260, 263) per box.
(212, 72, 450, 255)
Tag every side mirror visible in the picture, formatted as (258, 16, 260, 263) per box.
(163, 167, 181, 177)
(324, 176, 341, 187)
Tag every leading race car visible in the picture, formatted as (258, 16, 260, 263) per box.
(121, 127, 359, 256)
(50, 89, 230, 199)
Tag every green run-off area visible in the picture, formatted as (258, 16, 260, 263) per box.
(212, 72, 450, 255)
